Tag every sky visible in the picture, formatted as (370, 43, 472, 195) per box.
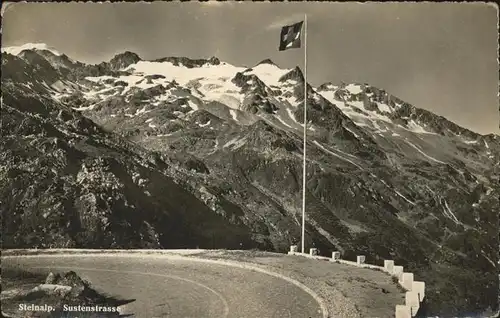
(2, 1, 499, 134)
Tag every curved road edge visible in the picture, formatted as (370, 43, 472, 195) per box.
(2, 250, 330, 318)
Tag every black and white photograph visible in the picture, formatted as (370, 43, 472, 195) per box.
(1, 2, 499, 318)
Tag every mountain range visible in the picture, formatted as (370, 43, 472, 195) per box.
(1, 43, 499, 317)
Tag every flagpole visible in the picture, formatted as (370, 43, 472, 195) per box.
(301, 13, 308, 254)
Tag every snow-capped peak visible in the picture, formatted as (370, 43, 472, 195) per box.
(256, 59, 278, 67)
(243, 62, 292, 88)
(2, 43, 63, 57)
(125, 59, 246, 86)
(317, 82, 338, 91)
(345, 83, 363, 95)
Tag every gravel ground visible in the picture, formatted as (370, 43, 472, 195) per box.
(2, 249, 405, 318)
(182, 250, 405, 318)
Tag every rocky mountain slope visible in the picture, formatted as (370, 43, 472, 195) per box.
(1, 43, 499, 317)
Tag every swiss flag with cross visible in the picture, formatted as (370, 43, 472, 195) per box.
(278, 21, 304, 51)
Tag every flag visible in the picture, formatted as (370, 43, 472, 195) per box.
(278, 21, 304, 51)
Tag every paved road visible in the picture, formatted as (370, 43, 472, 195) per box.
(3, 255, 323, 318)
